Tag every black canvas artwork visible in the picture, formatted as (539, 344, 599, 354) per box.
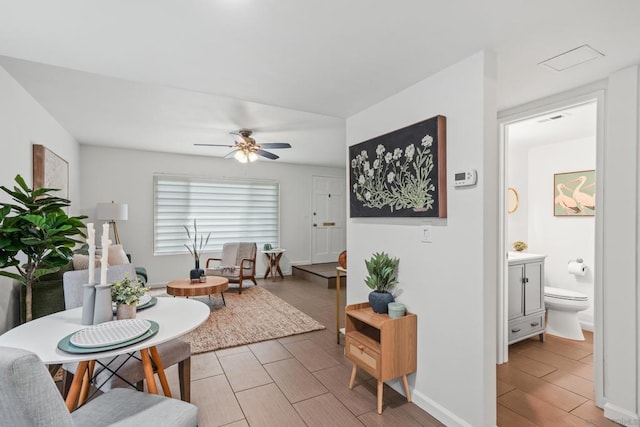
(349, 115, 447, 218)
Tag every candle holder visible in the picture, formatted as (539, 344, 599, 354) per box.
(81, 283, 96, 325)
(93, 283, 113, 324)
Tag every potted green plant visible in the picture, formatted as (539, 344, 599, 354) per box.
(184, 219, 211, 282)
(111, 275, 147, 319)
(0, 175, 87, 322)
(364, 251, 399, 313)
(512, 241, 528, 252)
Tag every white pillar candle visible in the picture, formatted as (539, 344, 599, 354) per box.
(100, 223, 111, 285)
(87, 223, 96, 285)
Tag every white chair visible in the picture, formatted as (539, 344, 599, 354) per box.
(206, 242, 257, 294)
(0, 346, 197, 426)
(62, 265, 192, 402)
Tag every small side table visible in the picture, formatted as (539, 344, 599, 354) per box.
(336, 266, 347, 343)
(262, 248, 286, 280)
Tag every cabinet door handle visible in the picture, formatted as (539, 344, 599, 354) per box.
(511, 328, 521, 333)
(530, 322, 539, 327)
(358, 345, 364, 351)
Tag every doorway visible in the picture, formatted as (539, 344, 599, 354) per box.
(497, 92, 605, 423)
(311, 176, 346, 264)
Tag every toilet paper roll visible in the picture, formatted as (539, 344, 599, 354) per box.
(568, 261, 586, 276)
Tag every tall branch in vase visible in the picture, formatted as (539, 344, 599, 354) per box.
(184, 219, 211, 275)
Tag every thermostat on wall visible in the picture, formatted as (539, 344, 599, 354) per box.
(454, 170, 477, 187)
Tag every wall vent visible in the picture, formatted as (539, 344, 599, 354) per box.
(539, 44, 604, 71)
(537, 113, 568, 123)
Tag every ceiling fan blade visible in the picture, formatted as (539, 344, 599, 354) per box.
(224, 149, 240, 159)
(194, 143, 234, 147)
(255, 149, 279, 160)
(259, 142, 291, 149)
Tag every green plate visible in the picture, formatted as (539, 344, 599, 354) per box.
(137, 296, 157, 311)
(112, 296, 157, 314)
(57, 320, 159, 354)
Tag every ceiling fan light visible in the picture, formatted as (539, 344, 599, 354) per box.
(248, 152, 258, 162)
(234, 150, 248, 163)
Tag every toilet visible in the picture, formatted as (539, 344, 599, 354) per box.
(544, 286, 589, 340)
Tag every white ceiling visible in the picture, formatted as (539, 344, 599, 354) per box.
(1, 1, 639, 167)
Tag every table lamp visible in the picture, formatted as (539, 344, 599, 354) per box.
(96, 201, 128, 245)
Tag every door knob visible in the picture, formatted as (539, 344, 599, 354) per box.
(313, 223, 317, 227)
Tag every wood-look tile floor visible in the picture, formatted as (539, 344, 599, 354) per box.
(160, 276, 444, 427)
(498, 331, 620, 426)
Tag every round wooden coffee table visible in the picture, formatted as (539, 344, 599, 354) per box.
(167, 276, 229, 305)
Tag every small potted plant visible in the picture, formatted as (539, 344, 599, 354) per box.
(512, 241, 528, 252)
(111, 275, 147, 319)
(364, 251, 399, 314)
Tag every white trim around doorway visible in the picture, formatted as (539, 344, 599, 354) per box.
(496, 81, 606, 408)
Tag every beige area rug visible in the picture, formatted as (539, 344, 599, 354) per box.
(158, 286, 325, 354)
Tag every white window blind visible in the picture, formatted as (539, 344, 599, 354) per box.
(154, 175, 279, 255)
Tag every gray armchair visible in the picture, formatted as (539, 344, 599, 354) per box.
(206, 242, 257, 294)
(0, 346, 197, 427)
(62, 265, 192, 402)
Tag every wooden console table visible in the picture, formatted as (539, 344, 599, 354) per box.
(345, 302, 417, 414)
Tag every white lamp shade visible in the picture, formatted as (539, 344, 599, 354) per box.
(234, 150, 248, 163)
(96, 202, 128, 221)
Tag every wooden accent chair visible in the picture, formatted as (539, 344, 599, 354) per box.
(205, 242, 257, 294)
(0, 346, 197, 426)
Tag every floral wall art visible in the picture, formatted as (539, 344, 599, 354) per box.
(349, 115, 447, 218)
(554, 169, 595, 216)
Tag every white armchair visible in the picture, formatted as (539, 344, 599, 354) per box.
(205, 242, 257, 294)
(0, 346, 197, 426)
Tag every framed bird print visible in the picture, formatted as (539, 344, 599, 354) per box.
(553, 170, 595, 216)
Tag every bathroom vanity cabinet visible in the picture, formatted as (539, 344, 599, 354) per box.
(508, 253, 546, 344)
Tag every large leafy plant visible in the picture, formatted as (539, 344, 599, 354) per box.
(0, 175, 86, 322)
(364, 251, 399, 293)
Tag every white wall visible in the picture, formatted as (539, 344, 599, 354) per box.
(507, 143, 529, 244)
(346, 51, 498, 427)
(601, 64, 640, 424)
(0, 65, 80, 333)
(79, 145, 345, 284)
(527, 137, 596, 328)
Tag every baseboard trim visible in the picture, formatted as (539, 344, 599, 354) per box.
(604, 402, 640, 426)
(580, 320, 594, 332)
(386, 381, 472, 427)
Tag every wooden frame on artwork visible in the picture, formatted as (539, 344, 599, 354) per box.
(553, 169, 595, 216)
(349, 115, 447, 218)
(33, 144, 69, 200)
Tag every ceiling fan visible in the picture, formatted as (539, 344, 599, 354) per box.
(194, 130, 292, 163)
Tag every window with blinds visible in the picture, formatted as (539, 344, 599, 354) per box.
(154, 175, 279, 255)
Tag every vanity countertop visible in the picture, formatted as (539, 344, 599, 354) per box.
(508, 251, 546, 265)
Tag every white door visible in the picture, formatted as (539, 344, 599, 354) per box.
(311, 176, 346, 264)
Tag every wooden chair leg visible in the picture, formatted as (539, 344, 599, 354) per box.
(178, 357, 191, 402)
